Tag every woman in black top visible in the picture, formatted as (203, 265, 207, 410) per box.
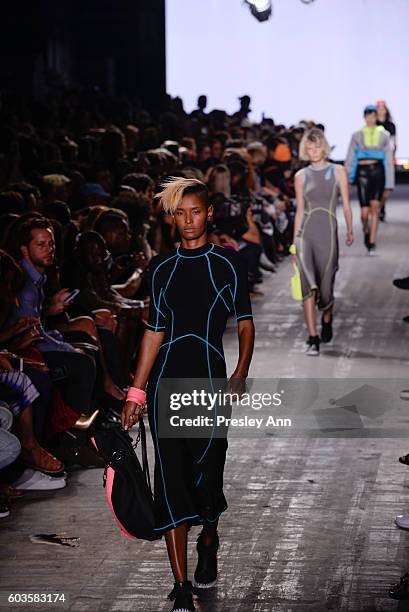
(121, 178, 255, 612)
(377, 100, 396, 221)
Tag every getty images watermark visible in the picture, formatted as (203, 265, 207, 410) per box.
(167, 388, 291, 430)
(157, 378, 293, 438)
(156, 378, 409, 439)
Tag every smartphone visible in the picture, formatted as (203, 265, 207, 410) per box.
(64, 289, 80, 304)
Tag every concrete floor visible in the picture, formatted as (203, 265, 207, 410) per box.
(1, 189, 409, 612)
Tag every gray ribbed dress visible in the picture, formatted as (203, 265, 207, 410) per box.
(295, 163, 339, 311)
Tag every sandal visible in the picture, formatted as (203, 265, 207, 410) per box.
(399, 453, 409, 465)
(20, 446, 65, 474)
(389, 572, 409, 600)
(0, 484, 25, 498)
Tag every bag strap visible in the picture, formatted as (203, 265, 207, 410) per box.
(138, 420, 153, 494)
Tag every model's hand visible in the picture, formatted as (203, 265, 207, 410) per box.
(291, 254, 298, 266)
(225, 376, 247, 400)
(346, 231, 354, 246)
(121, 400, 145, 430)
(47, 289, 72, 316)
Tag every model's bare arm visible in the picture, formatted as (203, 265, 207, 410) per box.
(121, 329, 164, 430)
(293, 170, 305, 241)
(336, 164, 353, 245)
(231, 319, 255, 378)
(226, 319, 255, 395)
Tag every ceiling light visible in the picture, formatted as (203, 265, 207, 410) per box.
(244, 0, 273, 22)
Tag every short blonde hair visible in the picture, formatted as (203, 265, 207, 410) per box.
(207, 164, 231, 197)
(299, 128, 331, 161)
(156, 176, 209, 214)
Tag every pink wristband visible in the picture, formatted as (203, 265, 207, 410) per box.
(126, 387, 146, 404)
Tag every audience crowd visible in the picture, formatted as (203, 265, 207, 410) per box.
(0, 89, 325, 518)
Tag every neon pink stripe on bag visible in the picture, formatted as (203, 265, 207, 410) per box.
(105, 466, 137, 540)
(90, 437, 137, 540)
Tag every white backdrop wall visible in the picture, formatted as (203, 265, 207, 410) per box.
(166, 0, 409, 158)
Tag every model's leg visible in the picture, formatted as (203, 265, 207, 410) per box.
(379, 188, 392, 220)
(357, 166, 371, 248)
(322, 307, 333, 324)
(361, 206, 371, 251)
(361, 206, 369, 235)
(165, 523, 188, 582)
(303, 295, 320, 355)
(165, 524, 195, 610)
(193, 520, 220, 589)
(369, 199, 380, 244)
(200, 524, 218, 546)
(303, 295, 317, 337)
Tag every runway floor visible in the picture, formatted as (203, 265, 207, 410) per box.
(1, 188, 409, 612)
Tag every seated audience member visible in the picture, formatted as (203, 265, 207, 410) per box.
(120, 173, 154, 201)
(0, 251, 64, 474)
(0, 402, 22, 518)
(61, 231, 143, 374)
(4, 218, 97, 419)
(93, 212, 148, 298)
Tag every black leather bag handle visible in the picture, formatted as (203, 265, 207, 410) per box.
(138, 420, 153, 495)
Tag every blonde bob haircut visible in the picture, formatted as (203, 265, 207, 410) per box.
(299, 128, 331, 162)
(156, 176, 209, 214)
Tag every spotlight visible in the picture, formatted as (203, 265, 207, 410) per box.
(244, 0, 273, 22)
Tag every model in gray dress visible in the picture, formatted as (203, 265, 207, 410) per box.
(295, 163, 339, 310)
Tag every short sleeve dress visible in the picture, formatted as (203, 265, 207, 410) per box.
(295, 164, 340, 311)
(145, 242, 253, 533)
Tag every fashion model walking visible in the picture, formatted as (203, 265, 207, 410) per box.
(121, 177, 255, 611)
(345, 105, 394, 254)
(292, 129, 353, 355)
(376, 100, 396, 221)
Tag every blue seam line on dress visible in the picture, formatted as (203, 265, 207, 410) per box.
(195, 472, 203, 487)
(236, 314, 253, 320)
(206, 507, 227, 523)
(153, 514, 200, 531)
(205, 254, 230, 312)
(228, 286, 237, 318)
(151, 252, 178, 314)
(152, 255, 180, 528)
(159, 334, 225, 361)
(176, 243, 215, 258)
(146, 322, 165, 330)
(155, 287, 164, 330)
(197, 282, 230, 466)
(153, 507, 227, 531)
(210, 251, 237, 301)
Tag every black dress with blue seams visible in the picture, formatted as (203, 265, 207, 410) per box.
(145, 241, 253, 533)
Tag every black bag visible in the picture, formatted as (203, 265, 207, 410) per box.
(91, 422, 161, 541)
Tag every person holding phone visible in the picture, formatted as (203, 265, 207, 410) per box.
(121, 177, 255, 612)
(4, 219, 98, 420)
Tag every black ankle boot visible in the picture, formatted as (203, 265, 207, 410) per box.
(321, 314, 333, 343)
(192, 532, 219, 589)
(168, 581, 195, 611)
